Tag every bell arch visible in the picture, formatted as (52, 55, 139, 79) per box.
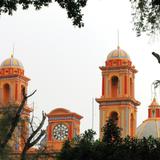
(110, 111, 119, 125)
(3, 83, 11, 104)
(130, 113, 134, 137)
(130, 78, 133, 96)
(111, 76, 119, 97)
(21, 85, 26, 101)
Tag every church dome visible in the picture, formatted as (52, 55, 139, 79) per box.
(107, 47, 130, 60)
(136, 98, 160, 139)
(1, 55, 24, 69)
(136, 119, 160, 139)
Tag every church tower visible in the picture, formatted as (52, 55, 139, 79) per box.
(0, 55, 31, 151)
(96, 47, 140, 139)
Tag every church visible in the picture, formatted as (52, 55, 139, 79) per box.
(0, 46, 159, 154)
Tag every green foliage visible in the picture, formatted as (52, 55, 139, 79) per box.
(0, 0, 87, 28)
(80, 129, 96, 143)
(0, 105, 18, 159)
(102, 118, 122, 144)
(130, 0, 160, 36)
(58, 120, 160, 160)
(0, 145, 12, 160)
(57, 129, 96, 160)
(57, 140, 73, 160)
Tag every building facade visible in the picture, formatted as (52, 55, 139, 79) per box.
(2, 46, 160, 157)
(0, 55, 82, 154)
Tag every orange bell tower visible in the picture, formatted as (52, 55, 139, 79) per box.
(0, 55, 31, 151)
(96, 47, 140, 139)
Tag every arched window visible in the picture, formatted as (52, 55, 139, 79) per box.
(130, 78, 132, 96)
(130, 114, 134, 137)
(21, 85, 26, 101)
(111, 76, 119, 97)
(3, 83, 10, 104)
(110, 111, 118, 125)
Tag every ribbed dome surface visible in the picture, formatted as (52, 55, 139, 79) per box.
(1, 56, 23, 69)
(107, 47, 130, 60)
(136, 119, 160, 138)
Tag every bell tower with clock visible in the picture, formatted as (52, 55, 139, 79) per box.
(46, 108, 83, 151)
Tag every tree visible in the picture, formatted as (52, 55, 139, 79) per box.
(58, 119, 160, 160)
(130, 0, 160, 36)
(0, 106, 15, 160)
(21, 111, 46, 160)
(0, 0, 87, 28)
(0, 89, 47, 160)
(0, 89, 36, 152)
(57, 129, 96, 160)
(102, 118, 122, 144)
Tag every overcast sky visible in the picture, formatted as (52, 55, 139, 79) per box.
(0, 0, 160, 137)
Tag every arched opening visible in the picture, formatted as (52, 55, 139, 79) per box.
(21, 85, 25, 101)
(130, 78, 132, 97)
(130, 114, 134, 137)
(3, 83, 10, 104)
(110, 111, 118, 125)
(111, 76, 119, 97)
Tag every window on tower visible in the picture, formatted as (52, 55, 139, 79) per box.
(110, 111, 118, 125)
(3, 83, 10, 104)
(111, 76, 119, 97)
(130, 113, 134, 137)
(21, 85, 25, 101)
(130, 78, 133, 97)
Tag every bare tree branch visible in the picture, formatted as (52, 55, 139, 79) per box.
(29, 130, 46, 148)
(0, 89, 37, 150)
(25, 89, 37, 99)
(21, 111, 46, 160)
(29, 118, 35, 133)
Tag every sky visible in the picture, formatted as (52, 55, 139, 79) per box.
(0, 0, 160, 137)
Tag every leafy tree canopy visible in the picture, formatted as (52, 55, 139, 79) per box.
(0, 0, 87, 27)
(130, 0, 160, 36)
(58, 119, 160, 160)
(102, 118, 122, 144)
(0, 105, 16, 160)
(57, 129, 96, 160)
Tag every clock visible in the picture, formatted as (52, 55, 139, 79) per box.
(53, 124, 69, 141)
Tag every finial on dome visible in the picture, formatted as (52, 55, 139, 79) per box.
(151, 80, 160, 100)
(117, 29, 120, 49)
(11, 53, 14, 58)
(11, 43, 15, 58)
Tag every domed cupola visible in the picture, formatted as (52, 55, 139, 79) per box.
(1, 54, 24, 69)
(0, 54, 24, 76)
(107, 47, 130, 60)
(105, 47, 133, 69)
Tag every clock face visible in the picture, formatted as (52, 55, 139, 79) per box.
(53, 124, 69, 141)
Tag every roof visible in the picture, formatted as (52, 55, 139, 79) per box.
(149, 98, 160, 107)
(1, 55, 24, 69)
(47, 107, 83, 120)
(107, 47, 130, 60)
(136, 118, 160, 139)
